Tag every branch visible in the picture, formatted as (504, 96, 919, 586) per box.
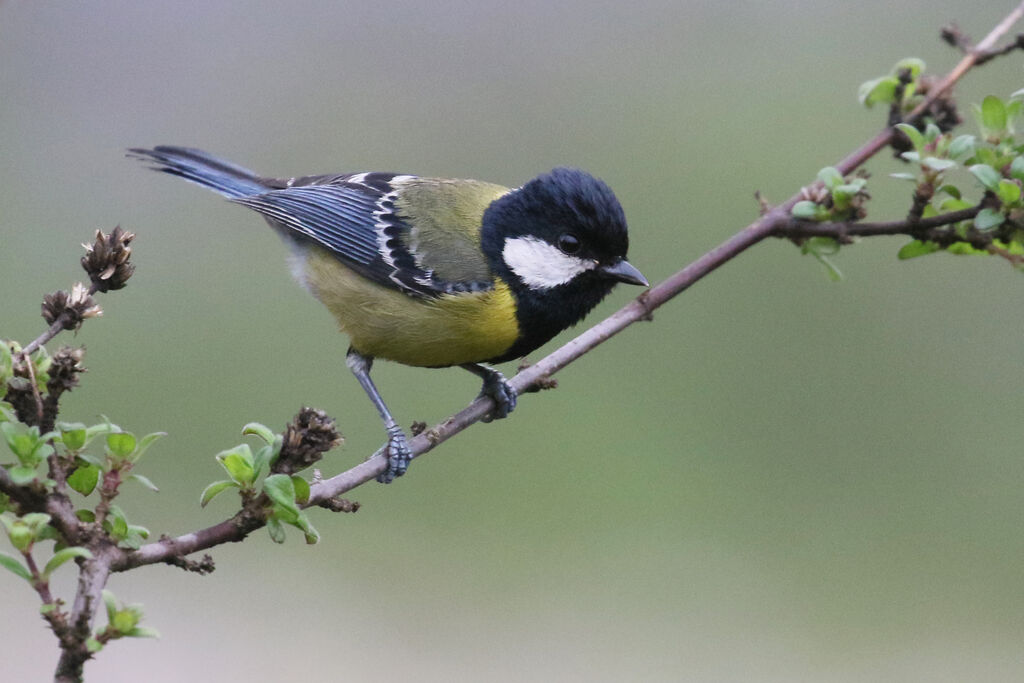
(774, 205, 982, 240)
(113, 2, 1024, 573)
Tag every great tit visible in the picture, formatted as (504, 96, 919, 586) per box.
(130, 146, 647, 482)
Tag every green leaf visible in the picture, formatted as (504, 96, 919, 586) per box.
(791, 201, 823, 220)
(937, 184, 962, 200)
(1011, 156, 1024, 182)
(900, 151, 920, 163)
(83, 420, 121, 448)
(939, 197, 973, 212)
(121, 525, 150, 550)
(981, 95, 1008, 135)
(922, 157, 957, 172)
(0, 551, 31, 581)
(58, 423, 88, 451)
(923, 122, 941, 143)
(67, 464, 101, 497)
(898, 240, 941, 260)
(947, 242, 985, 255)
(7, 465, 39, 485)
(858, 76, 898, 107)
(975, 208, 1006, 230)
(132, 432, 166, 463)
(75, 453, 104, 468)
(241, 422, 276, 445)
(266, 517, 286, 544)
(112, 606, 141, 634)
(291, 476, 310, 505)
(948, 135, 976, 159)
(103, 589, 118, 623)
(2, 421, 40, 464)
(106, 432, 137, 460)
(893, 57, 925, 79)
(85, 637, 103, 654)
(996, 179, 1022, 205)
(895, 123, 925, 153)
(75, 509, 95, 522)
(889, 172, 918, 181)
(126, 626, 160, 639)
(969, 164, 1001, 191)
(40, 603, 57, 615)
(200, 480, 239, 508)
(105, 505, 129, 540)
(128, 473, 159, 493)
(294, 512, 320, 545)
(42, 547, 93, 580)
(8, 524, 33, 551)
(817, 166, 844, 190)
(21, 513, 51, 533)
(263, 474, 300, 519)
(216, 445, 255, 486)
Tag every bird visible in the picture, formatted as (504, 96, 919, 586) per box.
(129, 146, 648, 483)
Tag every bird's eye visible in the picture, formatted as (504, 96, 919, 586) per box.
(557, 233, 581, 255)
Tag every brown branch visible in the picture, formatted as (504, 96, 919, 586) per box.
(775, 205, 982, 240)
(109, 1, 1024, 573)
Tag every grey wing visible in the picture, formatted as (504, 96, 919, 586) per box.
(230, 174, 489, 297)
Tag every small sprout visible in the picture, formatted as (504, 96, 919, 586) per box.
(200, 480, 239, 507)
(42, 547, 92, 581)
(105, 432, 137, 461)
(800, 237, 843, 282)
(128, 473, 159, 493)
(58, 423, 88, 451)
(791, 200, 827, 221)
(895, 123, 925, 153)
(215, 445, 256, 487)
(897, 240, 942, 260)
(0, 552, 32, 582)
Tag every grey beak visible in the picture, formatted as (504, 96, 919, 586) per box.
(597, 259, 649, 287)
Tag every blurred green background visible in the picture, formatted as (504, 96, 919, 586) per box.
(2, 2, 1022, 681)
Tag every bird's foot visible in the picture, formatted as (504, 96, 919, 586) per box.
(377, 424, 412, 484)
(479, 369, 517, 423)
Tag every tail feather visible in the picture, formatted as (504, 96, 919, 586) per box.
(128, 146, 268, 199)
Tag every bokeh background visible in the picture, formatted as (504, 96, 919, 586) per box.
(2, 1, 1022, 681)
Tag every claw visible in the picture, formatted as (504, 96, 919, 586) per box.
(377, 423, 412, 484)
(479, 369, 517, 423)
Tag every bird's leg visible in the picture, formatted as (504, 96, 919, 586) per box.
(461, 364, 517, 423)
(345, 348, 411, 484)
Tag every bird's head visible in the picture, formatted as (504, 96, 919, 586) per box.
(482, 167, 647, 297)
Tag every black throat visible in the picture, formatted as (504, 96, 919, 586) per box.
(485, 269, 616, 364)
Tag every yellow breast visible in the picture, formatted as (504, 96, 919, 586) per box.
(303, 246, 519, 367)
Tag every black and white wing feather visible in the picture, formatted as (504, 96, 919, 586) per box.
(231, 174, 490, 298)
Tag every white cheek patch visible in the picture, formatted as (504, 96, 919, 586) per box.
(502, 236, 596, 290)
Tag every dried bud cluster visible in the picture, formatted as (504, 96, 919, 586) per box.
(81, 226, 135, 292)
(46, 346, 87, 395)
(41, 283, 102, 331)
(273, 407, 343, 475)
